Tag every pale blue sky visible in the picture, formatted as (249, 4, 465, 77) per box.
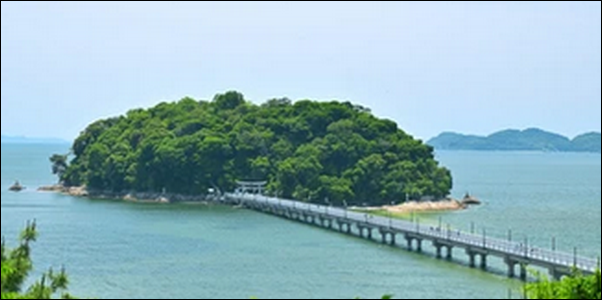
(1, 1, 600, 141)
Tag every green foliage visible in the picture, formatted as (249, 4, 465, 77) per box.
(50, 155, 69, 183)
(61, 91, 452, 206)
(1, 222, 74, 300)
(526, 270, 601, 299)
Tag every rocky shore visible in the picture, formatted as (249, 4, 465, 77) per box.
(38, 185, 481, 213)
(37, 185, 210, 204)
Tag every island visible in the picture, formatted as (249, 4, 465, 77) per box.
(428, 129, 601, 153)
(9, 181, 25, 192)
(48, 91, 453, 207)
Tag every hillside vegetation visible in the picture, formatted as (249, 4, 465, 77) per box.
(58, 91, 452, 206)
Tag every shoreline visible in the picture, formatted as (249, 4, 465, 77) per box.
(38, 185, 480, 213)
(37, 185, 211, 204)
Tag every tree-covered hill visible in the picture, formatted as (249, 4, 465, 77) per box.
(572, 133, 602, 153)
(429, 129, 601, 153)
(59, 91, 452, 206)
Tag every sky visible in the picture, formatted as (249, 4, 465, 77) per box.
(1, 1, 601, 141)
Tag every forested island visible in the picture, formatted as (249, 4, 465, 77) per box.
(53, 91, 452, 206)
(428, 129, 601, 153)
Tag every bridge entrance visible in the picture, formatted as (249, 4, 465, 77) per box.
(235, 181, 267, 195)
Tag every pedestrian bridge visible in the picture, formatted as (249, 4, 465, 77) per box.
(222, 192, 600, 281)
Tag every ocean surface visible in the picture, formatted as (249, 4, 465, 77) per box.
(1, 144, 600, 299)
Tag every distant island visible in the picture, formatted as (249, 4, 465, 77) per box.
(1, 135, 68, 144)
(49, 91, 453, 206)
(428, 129, 601, 153)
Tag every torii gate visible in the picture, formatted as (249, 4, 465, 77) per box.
(235, 181, 267, 195)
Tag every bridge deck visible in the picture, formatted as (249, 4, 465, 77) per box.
(224, 193, 600, 277)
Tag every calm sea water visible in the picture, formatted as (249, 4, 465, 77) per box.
(1, 144, 600, 299)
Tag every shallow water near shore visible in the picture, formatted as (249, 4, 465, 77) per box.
(2, 145, 600, 299)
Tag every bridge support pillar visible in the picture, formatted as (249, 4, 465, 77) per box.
(379, 229, 388, 244)
(378, 230, 395, 245)
(338, 222, 351, 234)
(481, 254, 488, 270)
(434, 242, 452, 259)
(468, 253, 476, 268)
(446, 246, 453, 260)
(320, 217, 332, 229)
(358, 227, 372, 239)
(406, 237, 413, 251)
(436, 245, 443, 259)
(549, 268, 567, 281)
(506, 260, 516, 278)
(520, 264, 528, 281)
(550, 269, 560, 281)
(416, 239, 422, 253)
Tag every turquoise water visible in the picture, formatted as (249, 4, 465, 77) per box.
(1, 144, 600, 299)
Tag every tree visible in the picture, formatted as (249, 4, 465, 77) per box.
(49, 155, 69, 184)
(58, 92, 453, 206)
(213, 91, 245, 111)
(526, 270, 601, 299)
(1, 222, 74, 299)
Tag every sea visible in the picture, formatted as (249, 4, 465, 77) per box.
(1, 144, 600, 299)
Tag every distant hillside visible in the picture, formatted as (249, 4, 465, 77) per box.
(571, 133, 602, 153)
(1, 135, 68, 144)
(428, 129, 601, 153)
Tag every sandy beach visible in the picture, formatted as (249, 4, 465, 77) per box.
(355, 199, 469, 214)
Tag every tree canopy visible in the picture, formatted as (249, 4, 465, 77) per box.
(50, 155, 69, 183)
(58, 91, 452, 206)
(1, 222, 74, 299)
(526, 270, 601, 299)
